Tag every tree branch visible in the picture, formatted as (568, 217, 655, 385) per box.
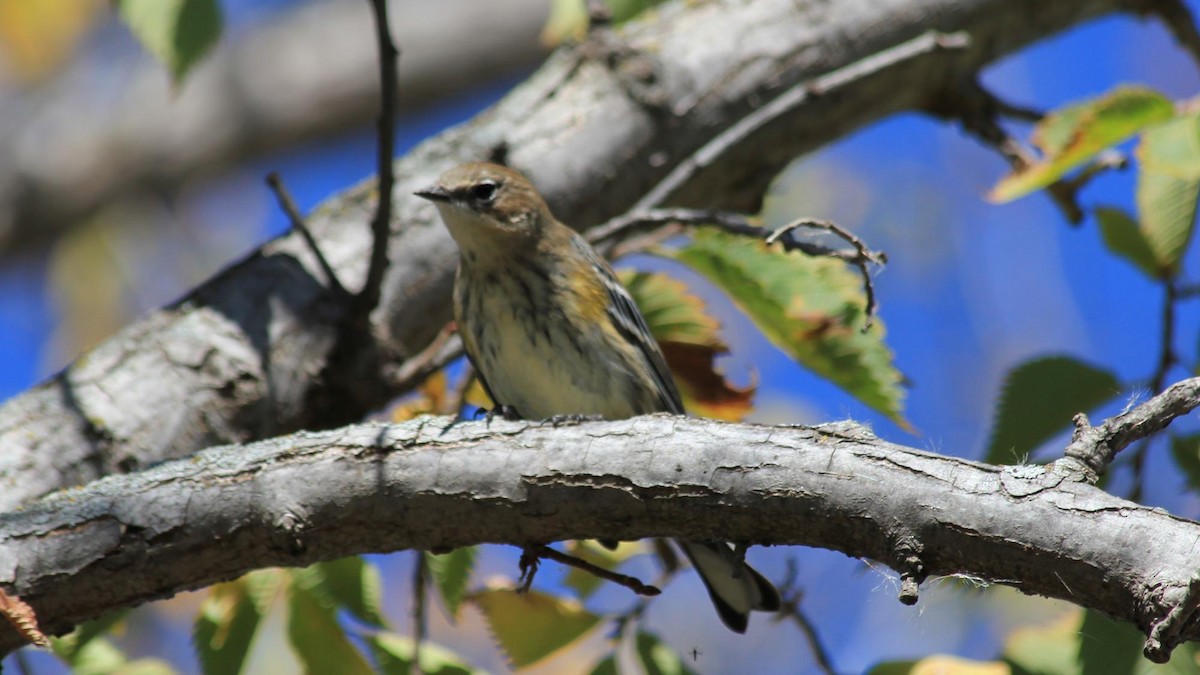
(0, 0, 1162, 510)
(3, 414, 1200, 660)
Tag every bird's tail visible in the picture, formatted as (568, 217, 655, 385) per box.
(676, 540, 781, 634)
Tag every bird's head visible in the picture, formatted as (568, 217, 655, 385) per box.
(415, 162, 553, 250)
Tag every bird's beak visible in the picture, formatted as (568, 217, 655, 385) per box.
(414, 184, 451, 202)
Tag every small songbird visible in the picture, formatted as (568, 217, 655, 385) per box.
(415, 162, 780, 633)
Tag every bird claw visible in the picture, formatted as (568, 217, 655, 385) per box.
(476, 405, 522, 426)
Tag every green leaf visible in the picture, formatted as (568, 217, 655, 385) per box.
(991, 86, 1174, 202)
(193, 578, 265, 675)
(62, 638, 128, 675)
(1137, 117, 1200, 274)
(1095, 207, 1162, 279)
(52, 609, 130, 662)
(1140, 111, 1200, 179)
(471, 587, 602, 668)
(668, 229, 906, 425)
(1005, 611, 1082, 675)
(366, 633, 483, 675)
(115, 0, 221, 83)
(984, 357, 1120, 465)
(286, 582, 374, 675)
(635, 632, 698, 675)
(589, 654, 620, 675)
(292, 556, 386, 628)
(1170, 434, 1200, 491)
(426, 547, 477, 620)
(1077, 609, 1142, 675)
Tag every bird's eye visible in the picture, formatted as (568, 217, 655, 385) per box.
(471, 180, 498, 203)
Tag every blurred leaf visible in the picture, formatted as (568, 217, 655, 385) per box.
(1137, 116, 1200, 275)
(1170, 434, 1200, 492)
(1077, 609, 1142, 675)
(471, 587, 602, 668)
(52, 609, 129, 662)
(1005, 610, 1081, 675)
(991, 86, 1173, 202)
(669, 229, 906, 425)
(286, 583, 374, 675)
(984, 357, 1120, 465)
(635, 632, 697, 675)
(426, 547, 477, 619)
(590, 653, 620, 675)
(1095, 207, 1163, 278)
(542, 0, 668, 45)
(867, 656, 1009, 675)
(115, 0, 221, 83)
(1140, 110, 1200, 179)
(367, 633, 483, 675)
(194, 578, 264, 675)
(618, 269, 755, 420)
(562, 540, 647, 599)
(0, 0, 101, 82)
(59, 638, 127, 675)
(324, 557, 386, 627)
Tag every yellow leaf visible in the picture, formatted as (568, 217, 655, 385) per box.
(0, 0, 102, 83)
(470, 586, 601, 669)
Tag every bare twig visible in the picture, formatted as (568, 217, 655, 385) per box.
(588, 208, 886, 325)
(410, 551, 427, 675)
(1060, 376, 1200, 481)
(385, 327, 464, 395)
(773, 558, 838, 675)
(1147, 0, 1200, 70)
(1130, 279, 1180, 501)
(927, 78, 1097, 224)
(527, 545, 662, 597)
(357, 0, 401, 319)
(265, 172, 349, 298)
(631, 30, 969, 212)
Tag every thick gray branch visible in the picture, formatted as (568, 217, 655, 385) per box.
(2, 415, 1199, 659)
(0, 0, 1160, 508)
(0, 0, 549, 255)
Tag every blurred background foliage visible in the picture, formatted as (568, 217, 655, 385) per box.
(4, 0, 1200, 673)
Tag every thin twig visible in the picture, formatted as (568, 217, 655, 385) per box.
(357, 0, 401, 319)
(528, 545, 662, 597)
(265, 172, 349, 298)
(588, 208, 886, 326)
(1130, 278, 1180, 501)
(631, 30, 969, 212)
(1061, 376, 1200, 481)
(410, 551, 427, 675)
(772, 558, 838, 675)
(927, 78, 1097, 224)
(386, 327, 464, 394)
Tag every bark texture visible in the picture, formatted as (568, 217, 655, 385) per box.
(0, 0, 1157, 509)
(2, 415, 1197, 656)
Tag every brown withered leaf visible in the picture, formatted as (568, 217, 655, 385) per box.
(661, 340, 755, 421)
(0, 587, 49, 647)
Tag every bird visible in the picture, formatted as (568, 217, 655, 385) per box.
(415, 161, 780, 633)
